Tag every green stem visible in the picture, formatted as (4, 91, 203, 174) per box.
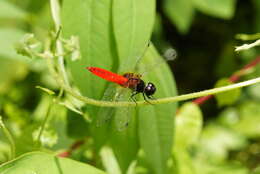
(36, 102, 52, 147)
(50, 0, 69, 86)
(0, 116, 15, 159)
(44, 46, 260, 107)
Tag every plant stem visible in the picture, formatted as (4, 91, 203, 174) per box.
(193, 56, 260, 105)
(62, 76, 260, 107)
(235, 39, 260, 52)
(50, 0, 69, 86)
(0, 116, 15, 159)
(36, 102, 52, 147)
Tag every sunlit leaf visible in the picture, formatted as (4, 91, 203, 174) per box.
(0, 152, 106, 174)
(138, 45, 177, 174)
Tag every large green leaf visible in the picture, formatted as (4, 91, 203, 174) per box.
(62, 0, 117, 99)
(138, 46, 177, 174)
(113, 0, 155, 72)
(163, 0, 195, 34)
(192, 0, 236, 19)
(61, 0, 119, 156)
(109, 0, 155, 172)
(0, 152, 106, 174)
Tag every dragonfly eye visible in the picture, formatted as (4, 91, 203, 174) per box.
(144, 82, 156, 96)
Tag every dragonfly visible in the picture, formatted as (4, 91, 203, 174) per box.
(86, 67, 156, 103)
(86, 45, 177, 131)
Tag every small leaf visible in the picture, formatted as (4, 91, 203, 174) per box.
(215, 78, 241, 107)
(163, 0, 195, 34)
(35, 86, 55, 95)
(192, 0, 236, 19)
(0, 152, 106, 174)
(15, 33, 42, 59)
(63, 35, 81, 61)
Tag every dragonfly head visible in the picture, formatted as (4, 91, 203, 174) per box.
(144, 82, 156, 97)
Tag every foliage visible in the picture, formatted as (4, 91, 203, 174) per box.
(0, 0, 260, 174)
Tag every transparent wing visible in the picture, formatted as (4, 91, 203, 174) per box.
(95, 84, 132, 130)
(113, 89, 135, 131)
(95, 83, 119, 127)
(136, 45, 177, 75)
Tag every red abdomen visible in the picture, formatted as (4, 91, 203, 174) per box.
(86, 67, 128, 86)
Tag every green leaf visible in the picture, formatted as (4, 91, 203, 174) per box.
(174, 102, 203, 148)
(0, 152, 106, 174)
(35, 86, 55, 95)
(0, 1, 26, 20)
(215, 78, 241, 107)
(109, 1, 155, 172)
(62, 0, 116, 99)
(192, 0, 236, 19)
(138, 45, 177, 174)
(110, 107, 138, 173)
(113, 0, 155, 72)
(163, 0, 195, 34)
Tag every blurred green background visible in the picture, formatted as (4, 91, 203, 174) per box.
(0, 0, 260, 174)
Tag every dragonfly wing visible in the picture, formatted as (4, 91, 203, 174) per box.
(136, 44, 177, 76)
(113, 89, 135, 131)
(95, 84, 118, 127)
(95, 84, 132, 130)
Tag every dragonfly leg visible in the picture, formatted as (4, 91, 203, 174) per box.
(142, 93, 153, 105)
(130, 92, 139, 105)
(148, 95, 156, 100)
